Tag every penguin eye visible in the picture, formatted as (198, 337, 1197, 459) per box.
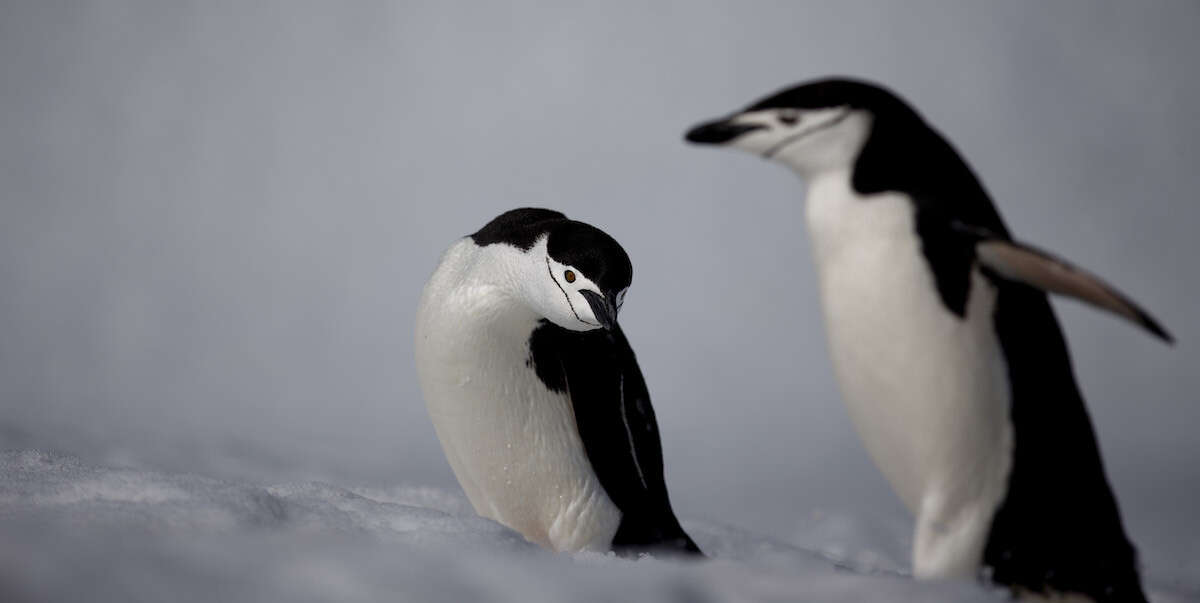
(564, 270, 576, 283)
(778, 109, 800, 126)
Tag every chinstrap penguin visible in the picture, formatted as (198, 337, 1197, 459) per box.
(685, 78, 1171, 601)
(415, 208, 701, 556)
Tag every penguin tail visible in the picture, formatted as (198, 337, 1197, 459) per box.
(611, 513, 705, 558)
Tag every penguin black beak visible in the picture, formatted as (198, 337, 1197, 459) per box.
(579, 290, 618, 331)
(684, 117, 765, 145)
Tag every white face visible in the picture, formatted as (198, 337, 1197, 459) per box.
(519, 236, 623, 332)
(722, 107, 873, 177)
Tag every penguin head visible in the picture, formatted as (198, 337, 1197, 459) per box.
(527, 220, 631, 332)
(472, 209, 631, 332)
(684, 77, 917, 177)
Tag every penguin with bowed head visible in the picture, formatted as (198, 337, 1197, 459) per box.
(415, 208, 701, 557)
(685, 78, 1171, 601)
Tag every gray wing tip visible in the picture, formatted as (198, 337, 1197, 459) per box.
(1113, 289, 1173, 344)
(1136, 311, 1174, 345)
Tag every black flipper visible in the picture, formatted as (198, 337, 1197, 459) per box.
(527, 321, 702, 557)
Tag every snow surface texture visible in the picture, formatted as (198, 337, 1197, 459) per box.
(1, 450, 1194, 603)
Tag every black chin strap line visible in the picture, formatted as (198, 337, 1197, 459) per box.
(763, 109, 852, 159)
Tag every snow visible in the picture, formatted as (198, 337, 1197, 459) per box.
(1, 450, 1193, 603)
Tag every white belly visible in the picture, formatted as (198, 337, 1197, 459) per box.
(805, 173, 1013, 577)
(414, 241, 621, 552)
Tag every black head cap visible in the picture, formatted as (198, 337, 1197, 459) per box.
(684, 77, 926, 146)
(470, 208, 568, 250)
(471, 208, 632, 293)
(744, 77, 918, 121)
(545, 220, 632, 293)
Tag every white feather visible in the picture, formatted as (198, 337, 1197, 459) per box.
(805, 171, 1014, 579)
(414, 238, 621, 552)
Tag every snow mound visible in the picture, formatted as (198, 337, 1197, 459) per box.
(0, 450, 1191, 603)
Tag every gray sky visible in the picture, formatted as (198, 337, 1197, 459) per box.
(1, 0, 1197, 571)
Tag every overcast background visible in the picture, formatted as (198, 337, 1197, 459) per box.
(1, 0, 1197, 584)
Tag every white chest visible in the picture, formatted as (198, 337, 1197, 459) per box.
(804, 173, 1013, 576)
(413, 241, 620, 552)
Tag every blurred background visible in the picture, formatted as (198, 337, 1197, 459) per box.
(1, 0, 1196, 577)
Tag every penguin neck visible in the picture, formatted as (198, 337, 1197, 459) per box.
(801, 167, 911, 267)
(459, 243, 546, 341)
